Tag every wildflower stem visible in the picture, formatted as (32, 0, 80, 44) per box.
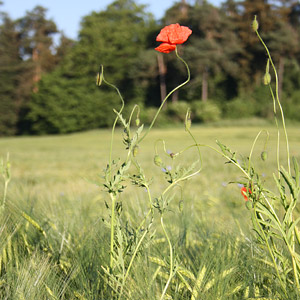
(269, 85, 281, 177)
(160, 215, 174, 300)
(247, 130, 268, 173)
(1, 154, 11, 209)
(110, 193, 116, 270)
(103, 74, 125, 181)
(2, 180, 8, 208)
(128, 104, 139, 128)
(117, 182, 153, 299)
(253, 208, 287, 295)
(186, 128, 203, 173)
(139, 47, 190, 143)
(255, 30, 291, 175)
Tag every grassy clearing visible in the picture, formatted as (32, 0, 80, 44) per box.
(1, 121, 300, 299)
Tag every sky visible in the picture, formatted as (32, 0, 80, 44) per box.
(1, 0, 222, 39)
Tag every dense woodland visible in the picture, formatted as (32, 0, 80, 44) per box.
(0, 0, 300, 135)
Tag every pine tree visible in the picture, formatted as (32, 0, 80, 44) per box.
(0, 13, 23, 135)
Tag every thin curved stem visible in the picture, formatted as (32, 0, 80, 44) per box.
(103, 75, 125, 181)
(118, 184, 153, 300)
(109, 193, 116, 269)
(269, 85, 281, 178)
(160, 215, 174, 300)
(253, 207, 287, 295)
(186, 127, 203, 173)
(139, 47, 190, 143)
(255, 30, 290, 175)
(247, 130, 269, 173)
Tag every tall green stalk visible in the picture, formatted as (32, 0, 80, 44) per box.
(139, 47, 190, 143)
(254, 28, 291, 175)
(160, 215, 174, 300)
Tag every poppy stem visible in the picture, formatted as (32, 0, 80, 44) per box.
(139, 47, 190, 143)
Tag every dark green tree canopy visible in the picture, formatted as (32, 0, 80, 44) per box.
(1, 0, 300, 135)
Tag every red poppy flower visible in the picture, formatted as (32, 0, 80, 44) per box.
(241, 187, 252, 201)
(155, 43, 176, 53)
(155, 23, 192, 53)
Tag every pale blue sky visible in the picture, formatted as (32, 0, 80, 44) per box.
(1, 0, 222, 39)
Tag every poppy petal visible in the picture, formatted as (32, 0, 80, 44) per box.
(241, 186, 252, 201)
(155, 43, 176, 53)
(156, 23, 192, 45)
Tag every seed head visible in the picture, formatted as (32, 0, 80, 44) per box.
(263, 73, 271, 85)
(185, 109, 192, 131)
(96, 65, 104, 86)
(133, 145, 139, 157)
(261, 151, 268, 161)
(252, 16, 259, 32)
(263, 59, 271, 85)
(154, 155, 163, 167)
(178, 200, 184, 212)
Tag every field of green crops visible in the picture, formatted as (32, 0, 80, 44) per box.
(1, 119, 300, 299)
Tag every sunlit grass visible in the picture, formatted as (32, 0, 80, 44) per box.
(1, 121, 300, 299)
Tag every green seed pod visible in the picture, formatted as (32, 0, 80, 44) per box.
(261, 151, 268, 161)
(96, 73, 102, 86)
(135, 118, 140, 127)
(133, 145, 139, 157)
(96, 65, 104, 86)
(178, 200, 184, 212)
(185, 109, 192, 131)
(154, 154, 163, 167)
(263, 73, 271, 85)
(252, 16, 259, 32)
(245, 200, 253, 210)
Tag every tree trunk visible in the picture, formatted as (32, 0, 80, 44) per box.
(202, 68, 208, 102)
(172, 89, 178, 103)
(32, 46, 41, 93)
(180, 0, 188, 19)
(278, 56, 285, 100)
(157, 53, 167, 106)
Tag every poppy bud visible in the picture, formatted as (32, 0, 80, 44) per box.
(154, 155, 163, 167)
(96, 65, 104, 86)
(252, 16, 259, 32)
(263, 73, 271, 85)
(133, 145, 139, 157)
(261, 151, 268, 161)
(263, 59, 271, 85)
(245, 200, 253, 210)
(185, 109, 191, 131)
(136, 118, 140, 127)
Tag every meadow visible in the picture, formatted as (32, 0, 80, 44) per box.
(1, 119, 300, 299)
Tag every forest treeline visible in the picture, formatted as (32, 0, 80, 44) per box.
(1, 0, 300, 135)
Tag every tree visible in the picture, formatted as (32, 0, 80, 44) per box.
(184, 1, 242, 101)
(0, 13, 23, 135)
(27, 0, 156, 133)
(17, 6, 58, 78)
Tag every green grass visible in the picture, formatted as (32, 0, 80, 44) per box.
(1, 121, 300, 299)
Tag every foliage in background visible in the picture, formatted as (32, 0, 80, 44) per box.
(0, 0, 300, 135)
